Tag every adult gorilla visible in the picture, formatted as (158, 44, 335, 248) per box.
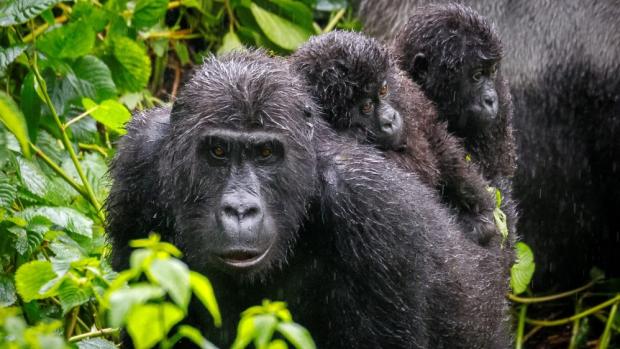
(106, 50, 512, 348)
(357, 0, 620, 289)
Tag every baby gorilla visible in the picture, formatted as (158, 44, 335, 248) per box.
(291, 31, 498, 245)
(394, 3, 516, 187)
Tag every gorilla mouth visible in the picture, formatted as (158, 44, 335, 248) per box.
(217, 246, 271, 269)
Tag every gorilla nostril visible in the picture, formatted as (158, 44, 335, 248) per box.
(244, 206, 260, 218)
(223, 206, 238, 218)
(483, 96, 496, 107)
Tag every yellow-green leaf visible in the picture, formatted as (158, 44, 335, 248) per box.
(0, 91, 30, 157)
(127, 303, 184, 349)
(15, 260, 58, 302)
(82, 98, 130, 134)
(510, 242, 535, 295)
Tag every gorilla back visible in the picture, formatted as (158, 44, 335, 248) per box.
(107, 50, 512, 348)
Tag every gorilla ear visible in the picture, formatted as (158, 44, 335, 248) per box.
(412, 53, 429, 82)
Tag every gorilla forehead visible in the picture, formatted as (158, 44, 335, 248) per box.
(293, 31, 393, 94)
(171, 50, 313, 140)
(401, 3, 503, 68)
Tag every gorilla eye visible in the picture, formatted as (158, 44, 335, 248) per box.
(211, 145, 226, 159)
(259, 145, 273, 159)
(360, 100, 374, 114)
(379, 82, 389, 98)
(472, 70, 483, 82)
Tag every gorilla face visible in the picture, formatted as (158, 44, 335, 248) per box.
(347, 80, 405, 150)
(459, 60, 499, 130)
(157, 52, 317, 280)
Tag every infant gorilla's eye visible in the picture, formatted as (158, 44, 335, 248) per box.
(360, 100, 374, 114)
(379, 82, 389, 97)
(472, 70, 483, 82)
(211, 145, 226, 159)
(259, 145, 273, 159)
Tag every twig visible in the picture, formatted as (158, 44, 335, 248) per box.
(525, 295, 620, 327)
(68, 328, 119, 342)
(171, 60, 182, 99)
(66, 307, 80, 339)
(30, 142, 88, 197)
(508, 279, 598, 304)
(323, 9, 346, 33)
(63, 106, 99, 130)
(515, 305, 527, 349)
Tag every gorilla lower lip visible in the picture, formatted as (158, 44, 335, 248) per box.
(218, 247, 270, 268)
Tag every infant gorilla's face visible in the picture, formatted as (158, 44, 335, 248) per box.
(347, 80, 405, 150)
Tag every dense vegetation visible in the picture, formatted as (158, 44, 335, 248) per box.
(0, 1, 617, 348)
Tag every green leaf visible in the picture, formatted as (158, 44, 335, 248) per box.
(176, 325, 219, 349)
(81, 98, 130, 134)
(149, 258, 191, 310)
(108, 37, 152, 92)
(57, 277, 92, 315)
(231, 316, 256, 349)
(71, 2, 110, 32)
(268, 0, 314, 29)
(0, 91, 31, 157)
(510, 242, 536, 295)
(107, 284, 165, 327)
(77, 338, 118, 349)
(16, 157, 48, 197)
(189, 271, 222, 326)
(20, 72, 42, 142)
(315, 0, 346, 12)
(0, 44, 27, 73)
(268, 340, 289, 349)
(126, 303, 184, 349)
(19, 206, 94, 238)
(276, 322, 316, 349)
(15, 260, 58, 302)
(174, 41, 190, 65)
(38, 21, 96, 59)
(0, 274, 17, 307)
(253, 314, 278, 349)
(72, 56, 118, 102)
(0, 172, 17, 209)
(249, 3, 312, 50)
(217, 31, 244, 56)
(0, 0, 63, 26)
(132, 0, 169, 29)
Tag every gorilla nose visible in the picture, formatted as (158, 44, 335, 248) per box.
(379, 112, 397, 131)
(219, 193, 264, 231)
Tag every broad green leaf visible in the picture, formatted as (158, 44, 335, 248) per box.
(38, 21, 96, 59)
(0, 172, 17, 208)
(276, 322, 316, 349)
(177, 325, 219, 349)
(253, 314, 278, 349)
(268, 0, 314, 29)
(133, 0, 169, 29)
(126, 303, 184, 349)
(0, 274, 17, 307)
(231, 316, 256, 349)
(0, 44, 27, 73)
(107, 284, 165, 327)
(81, 98, 130, 134)
(57, 277, 92, 315)
(249, 3, 312, 50)
(174, 41, 190, 65)
(510, 242, 535, 295)
(149, 258, 191, 309)
(0, 0, 63, 26)
(72, 56, 118, 102)
(77, 338, 118, 349)
(20, 72, 42, 142)
(108, 37, 152, 92)
(0, 91, 31, 157)
(189, 271, 222, 326)
(71, 2, 110, 32)
(217, 31, 244, 56)
(19, 206, 94, 238)
(16, 157, 48, 197)
(15, 260, 58, 302)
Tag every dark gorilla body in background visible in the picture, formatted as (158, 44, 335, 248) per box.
(107, 50, 513, 348)
(358, 0, 620, 289)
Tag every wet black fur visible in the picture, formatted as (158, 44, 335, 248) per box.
(291, 31, 504, 246)
(357, 0, 620, 289)
(107, 50, 512, 348)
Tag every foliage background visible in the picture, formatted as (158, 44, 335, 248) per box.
(0, 1, 617, 348)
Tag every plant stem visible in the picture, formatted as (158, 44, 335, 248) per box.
(508, 279, 597, 304)
(323, 9, 346, 33)
(22, 15, 68, 43)
(66, 307, 80, 339)
(515, 305, 527, 349)
(30, 142, 88, 197)
(224, 0, 236, 32)
(78, 143, 109, 157)
(68, 328, 119, 342)
(29, 59, 105, 223)
(599, 299, 619, 349)
(63, 106, 99, 130)
(526, 295, 620, 327)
